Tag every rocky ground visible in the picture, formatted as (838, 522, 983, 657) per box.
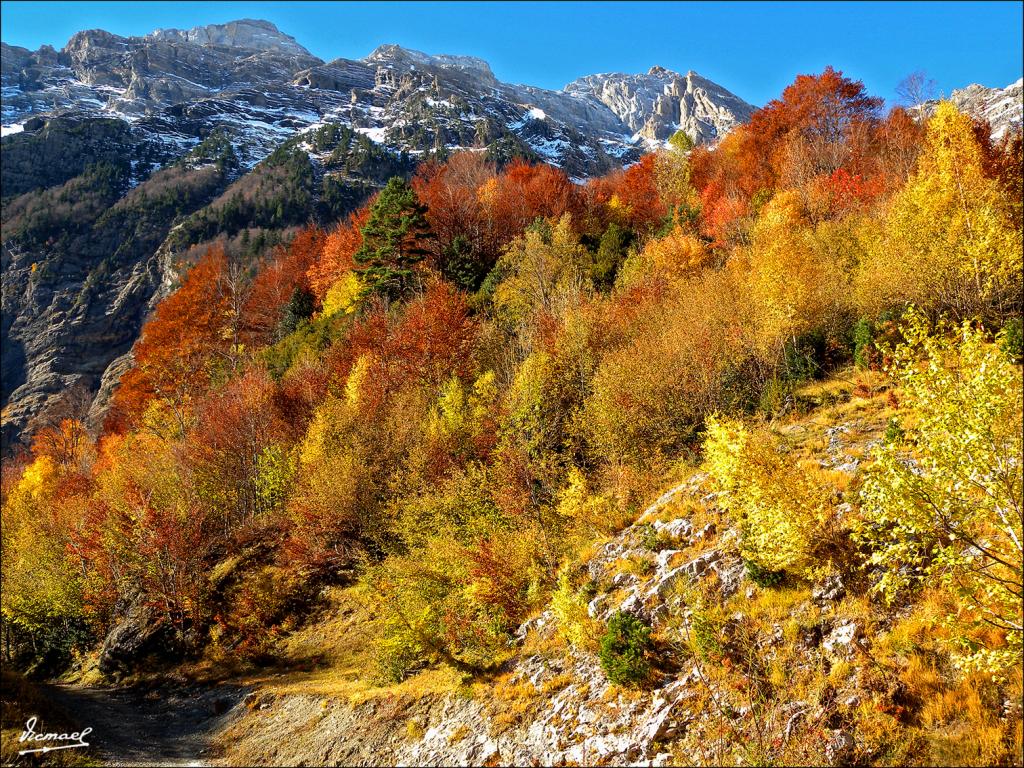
(34, 683, 249, 767)
(215, 383, 895, 767)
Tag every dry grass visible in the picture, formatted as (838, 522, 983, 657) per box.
(215, 584, 466, 705)
(540, 671, 575, 696)
(611, 554, 656, 578)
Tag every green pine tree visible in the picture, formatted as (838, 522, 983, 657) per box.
(592, 222, 633, 289)
(277, 286, 316, 339)
(354, 177, 433, 300)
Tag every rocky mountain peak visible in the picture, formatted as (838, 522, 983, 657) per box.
(949, 77, 1022, 139)
(63, 28, 129, 54)
(364, 44, 496, 81)
(916, 77, 1023, 140)
(145, 19, 311, 56)
(565, 67, 756, 143)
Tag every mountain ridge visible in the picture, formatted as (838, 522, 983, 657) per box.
(1, 18, 757, 171)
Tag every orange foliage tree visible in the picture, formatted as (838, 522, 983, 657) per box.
(107, 246, 234, 434)
(242, 227, 326, 345)
(307, 207, 370, 301)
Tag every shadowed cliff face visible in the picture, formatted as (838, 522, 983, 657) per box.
(0, 121, 239, 452)
(0, 19, 762, 453)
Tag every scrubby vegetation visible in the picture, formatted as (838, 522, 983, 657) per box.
(1, 67, 1021, 765)
(599, 611, 654, 686)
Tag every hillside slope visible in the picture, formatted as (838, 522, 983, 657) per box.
(208, 373, 1019, 767)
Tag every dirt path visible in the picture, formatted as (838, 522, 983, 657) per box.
(41, 683, 249, 767)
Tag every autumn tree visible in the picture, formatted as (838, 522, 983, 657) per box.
(856, 102, 1023, 321)
(603, 154, 667, 233)
(242, 227, 325, 345)
(741, 190, 849, 369)
(875, 106, 926, 185)
(492, 215, 591, 331)
(1, 454, 89, 669)
(87, 431, 207, 631)
(108, 246, 233, 434)
(413, 152, 499, 289)
(759, 66, 883, 186)
(307, 208, 369, 301)
(478, 160, 582, 248)
(857, 315, 1023, 673)
(703, 415, 837, 578)
(185, 367, 290, 534)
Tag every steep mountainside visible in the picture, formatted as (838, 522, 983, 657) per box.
(0, 19, 756, 453)
(1, 20, 755, 174)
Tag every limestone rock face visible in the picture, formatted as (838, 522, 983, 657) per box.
(949, 78, 1023, 139)
(146, 18, 312, 56)
(917, 78, 1023, 140)
(566, 66, 757, 144)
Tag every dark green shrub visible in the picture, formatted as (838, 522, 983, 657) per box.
(637, 522, 674, 552)
(884, 416, 905, 445)
(591, 222, 633, 289)
(782, 330, 827, 382)
(598, 610, 652, 686)
(1000, 317, 1023, 364)
(744, 559, 786, 588)
(852, 317, 875, 369)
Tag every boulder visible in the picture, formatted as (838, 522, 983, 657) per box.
(812, 574, 847, 605)
(98, 599, 180, 676)
(825, 728, 857, 765)
(822, 620, 860, 660)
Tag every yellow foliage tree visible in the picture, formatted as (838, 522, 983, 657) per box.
(1, 456, 86, 659)
(703, 415, 834, 577)
(618, 225, 711, 288)
(493, 215, 589, 328)
(856, 101, 1022, 321)
(856, 314, 1023, 674)
(321, 272, 363, 318)
(741, 190, 849, 366)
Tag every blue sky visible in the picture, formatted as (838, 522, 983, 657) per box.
(1, 1, 1021, 106)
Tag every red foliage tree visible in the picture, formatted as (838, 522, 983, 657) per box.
(413, 151, 498, 265)
(307, 208, 370, 301)
(381, 281, 478, 392)
(242, 227, 326, 346)
(107, 246, 233, 433)
(185, 367, 286, 531)
(609, 154, 667, 232)
(482, 160, 583, 246)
